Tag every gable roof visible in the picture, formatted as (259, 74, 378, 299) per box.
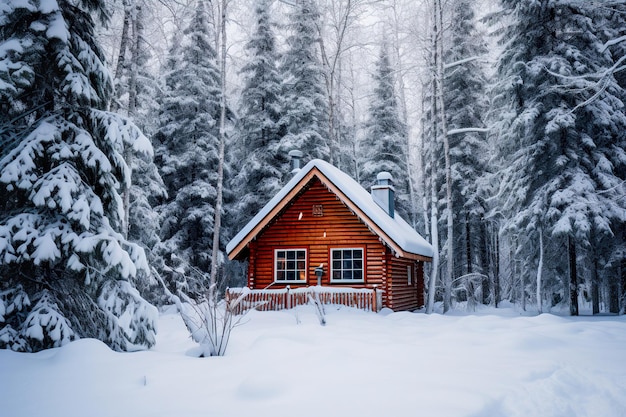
(226, 159, 433, 261)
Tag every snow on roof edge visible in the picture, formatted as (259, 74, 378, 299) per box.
(226, 159, 433, 259)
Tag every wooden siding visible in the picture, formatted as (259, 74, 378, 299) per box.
(248, 178, 386, 291)
(386, 257, 425, 311)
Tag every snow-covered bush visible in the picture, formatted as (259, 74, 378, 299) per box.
(97, 280, 158, 351)
(22, 291, 75, 351)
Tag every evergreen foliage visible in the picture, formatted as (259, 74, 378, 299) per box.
(443, 0, 490, 285)
(279, 0, 330, 167)
(0, 0, 157, 351)
(153, 0, 224, 298)
(359, 43, 411, 219)
(230, 0, 284, 230)
(490, 0, 626, 313)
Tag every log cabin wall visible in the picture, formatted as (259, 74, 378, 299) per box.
(248, 178, 388, 291)
(387, 257, 425, 311)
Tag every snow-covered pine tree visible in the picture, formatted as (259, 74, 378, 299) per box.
(113, 0, 166, 304)
(443, 0, 490, 302)
(230, 0, 284, 230)
(489, 0, 626, 314)
(597, 2, 626, 314)
(0, 0, 157, 351)
(359, 43, 411, 220)
(279, 0, 330, 168)
(153, 0, 223, 299)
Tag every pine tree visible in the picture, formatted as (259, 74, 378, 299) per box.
(230, 0, 284, 229)
(443, 0, 490, 300)
(490, 0, 626, 314)
(0, 0, 157, 351)
(359, 43, 411, 219)
(116, 1, 166, 304)
(279, 0, 330, 167)
(153, 0, 223, 298)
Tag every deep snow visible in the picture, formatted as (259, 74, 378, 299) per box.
(1, 304, 625, 417)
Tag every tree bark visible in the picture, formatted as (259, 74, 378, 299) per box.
(433, 0, 454, 313)
(536, 227, 543, 313)
(209, 0, 227, 299)
(426, 8, 439, 314)
(569, 235, 579, 316)
(591, 251, 600, 315)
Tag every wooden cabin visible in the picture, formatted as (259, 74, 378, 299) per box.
(226, 158, 433, 312)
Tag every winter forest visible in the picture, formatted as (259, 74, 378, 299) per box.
(1, 0, 625, 353)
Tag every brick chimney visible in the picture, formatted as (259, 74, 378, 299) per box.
(371, 172, 395, 218)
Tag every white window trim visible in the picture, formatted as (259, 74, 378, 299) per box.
(330, 247, 365, 283)
(274, 248, 307, 283)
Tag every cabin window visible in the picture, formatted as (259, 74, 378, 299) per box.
(274, 249, 307, 282)
(330, 248, 364, 282)
(407, 264, 413, 285)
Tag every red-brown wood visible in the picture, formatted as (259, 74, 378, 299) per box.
(235, 177, 425, 311)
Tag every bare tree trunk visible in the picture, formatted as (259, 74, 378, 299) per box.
(420, 87, 430, 240)
(114, 0, 132, 83)
(426, 5, 439, 315)
(466, 213, 472, 275)
(433, 0, 453, 313)
(591, 251, 600, 315)
(317, 0, 356, 166)
(569, 235, 579, 316)
(209, 0, 227, 299)
(493, 225, 500, 307)
(536, 227, 543, 313)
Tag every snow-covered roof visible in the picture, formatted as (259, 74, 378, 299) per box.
(226, 159, 433, 261)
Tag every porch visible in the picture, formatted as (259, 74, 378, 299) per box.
(225, 286, 384, 315)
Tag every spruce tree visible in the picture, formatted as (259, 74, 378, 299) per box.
(443, 0, 490, 289)
(110, 0, 165, 303)
(230, 0, 284, 229)
(0, 0, 157, 351)
(154, 0, 223, 298)
(490, 0, 626, 314)
(279, 0, 330, 167)
(359, 43, 411, 219)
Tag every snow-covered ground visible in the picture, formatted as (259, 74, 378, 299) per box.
(1, 304, 625, 417)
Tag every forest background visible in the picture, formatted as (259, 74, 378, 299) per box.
(1, 0, 625, 352)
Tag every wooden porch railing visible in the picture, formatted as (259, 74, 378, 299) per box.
(225, 286, 383, 315)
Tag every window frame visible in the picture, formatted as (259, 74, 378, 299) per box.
(330, 247, 365, 283)
(407, 264, 413, 286)
(274, 248, 308, 283)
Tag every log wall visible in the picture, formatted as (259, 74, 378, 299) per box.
(245, 177, 424, 311)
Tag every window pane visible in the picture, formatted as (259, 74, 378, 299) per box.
(331, 248, 364, 281)
(277, 251, 285, 259)
(277, 271, 285, 281)
(297, 261, 305, 270)
(287, 251, 295, 260)
(287, 261, 295, 269)
(297, 251, 306, 259)
(287, 271, 295, 280)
